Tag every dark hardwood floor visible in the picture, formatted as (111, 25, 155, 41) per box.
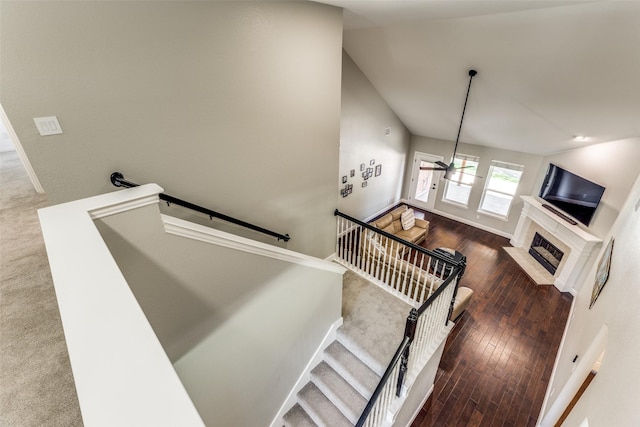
(408, 208, 573, 427)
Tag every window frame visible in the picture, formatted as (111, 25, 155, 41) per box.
(441, 154, 480, 208)
(477, 160, 525, 220)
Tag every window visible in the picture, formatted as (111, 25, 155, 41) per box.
(442, 154, 479, 207)
(478, 160, 524, 218)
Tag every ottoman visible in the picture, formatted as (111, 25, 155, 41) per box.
(450, 286, 474, 321)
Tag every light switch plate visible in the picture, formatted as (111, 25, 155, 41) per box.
(34, 116, 63, 136)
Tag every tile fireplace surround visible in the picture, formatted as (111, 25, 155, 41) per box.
(508, 196, 602, 294)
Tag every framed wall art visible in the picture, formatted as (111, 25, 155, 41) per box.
(340, 183, 353, 198)
(590, 237, 614, 309)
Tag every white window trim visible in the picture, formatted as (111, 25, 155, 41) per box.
(478, 189, 516, 219)
(476, 208, 511, 221)
(477, 160, 524, 219)
(442, 197, 471, 210)
(441, 153, 479, 208)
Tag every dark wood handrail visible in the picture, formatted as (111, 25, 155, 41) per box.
(334, 209, 465, 268)
(417, 266, 462, 316)
(355, 337, 411, 427)
(353, 269, 462, 426)
(110, 172, 290, 242)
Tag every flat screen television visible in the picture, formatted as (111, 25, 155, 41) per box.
(538, 163, 605, 227)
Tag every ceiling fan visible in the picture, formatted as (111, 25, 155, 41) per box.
(421, 69, 478, 180)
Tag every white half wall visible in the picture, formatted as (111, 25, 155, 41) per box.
(95, 200, 344, 427)
(38, 184, 205, 427)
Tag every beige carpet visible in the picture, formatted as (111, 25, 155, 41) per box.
(339, 270, 412, 375)
(284, 269, 413, 426)
(0, 150, 83, 426)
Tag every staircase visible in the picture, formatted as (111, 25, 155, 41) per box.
(283, 271, 412, 427)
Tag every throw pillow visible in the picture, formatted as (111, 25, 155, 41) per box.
(401, 208, 415, 230)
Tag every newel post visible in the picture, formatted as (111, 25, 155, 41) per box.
(446, 260, 467, 326)
(396, 308, 418, 397)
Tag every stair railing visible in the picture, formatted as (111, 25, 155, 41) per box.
(334, 209, 465, 427)
(334, 209, 461, 306)
(110, 172, 290, 242)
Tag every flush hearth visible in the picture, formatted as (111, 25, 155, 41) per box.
(529, 232, 564, 275)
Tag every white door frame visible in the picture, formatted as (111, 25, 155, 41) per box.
(407, 151, 443, 211)
(0, 103, 44, 193)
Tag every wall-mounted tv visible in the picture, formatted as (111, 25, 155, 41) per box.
(538, 163, 605, 227)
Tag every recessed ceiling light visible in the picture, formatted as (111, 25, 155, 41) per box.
(573, 135, 587, 141)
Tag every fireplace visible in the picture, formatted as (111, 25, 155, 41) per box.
(529, 232, 564, 275)
(509, 196, 603, 293)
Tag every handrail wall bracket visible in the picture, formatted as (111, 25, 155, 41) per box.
(110, 172, 290, 242)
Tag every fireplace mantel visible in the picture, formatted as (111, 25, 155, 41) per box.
(509, 196, 602, 293)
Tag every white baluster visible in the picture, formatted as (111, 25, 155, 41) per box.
(366, 231, 374, 278)
(356, 226, 363, 271)
(337, 217, 344, 261)
(412, 253, 425, 303)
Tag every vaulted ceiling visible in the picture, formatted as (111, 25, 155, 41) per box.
(316, 1, 640, 155)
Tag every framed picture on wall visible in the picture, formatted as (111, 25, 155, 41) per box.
(360, 163, 365, 171)
(342, 175, 347, 184)
(375, 164, 382, 177)
(350, 169, 355, 177)
(590, 237, 614, 309)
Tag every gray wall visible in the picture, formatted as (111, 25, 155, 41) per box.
(404, 135, 543, 236)
(538, 137, 640, 239)
(338, 51, 411, 220)
(96, 204, 343, 427)
(543, 160, 640, 426)
(0, 1, 343, 258)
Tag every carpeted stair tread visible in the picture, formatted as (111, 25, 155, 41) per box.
(297, 382, 353, 427)
(283, 403, 317, 427)
(338, 271, 412, 376)
(324, 341, 380, 399)
(311, 361, 367, 424)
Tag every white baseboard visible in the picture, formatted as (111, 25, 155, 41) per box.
(162, 214, 345, 275)
(0, 104, 45, 194)
(269, 317, 343, 427)
(400, 199, 513, 239)
(363, 199, 403, 222)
